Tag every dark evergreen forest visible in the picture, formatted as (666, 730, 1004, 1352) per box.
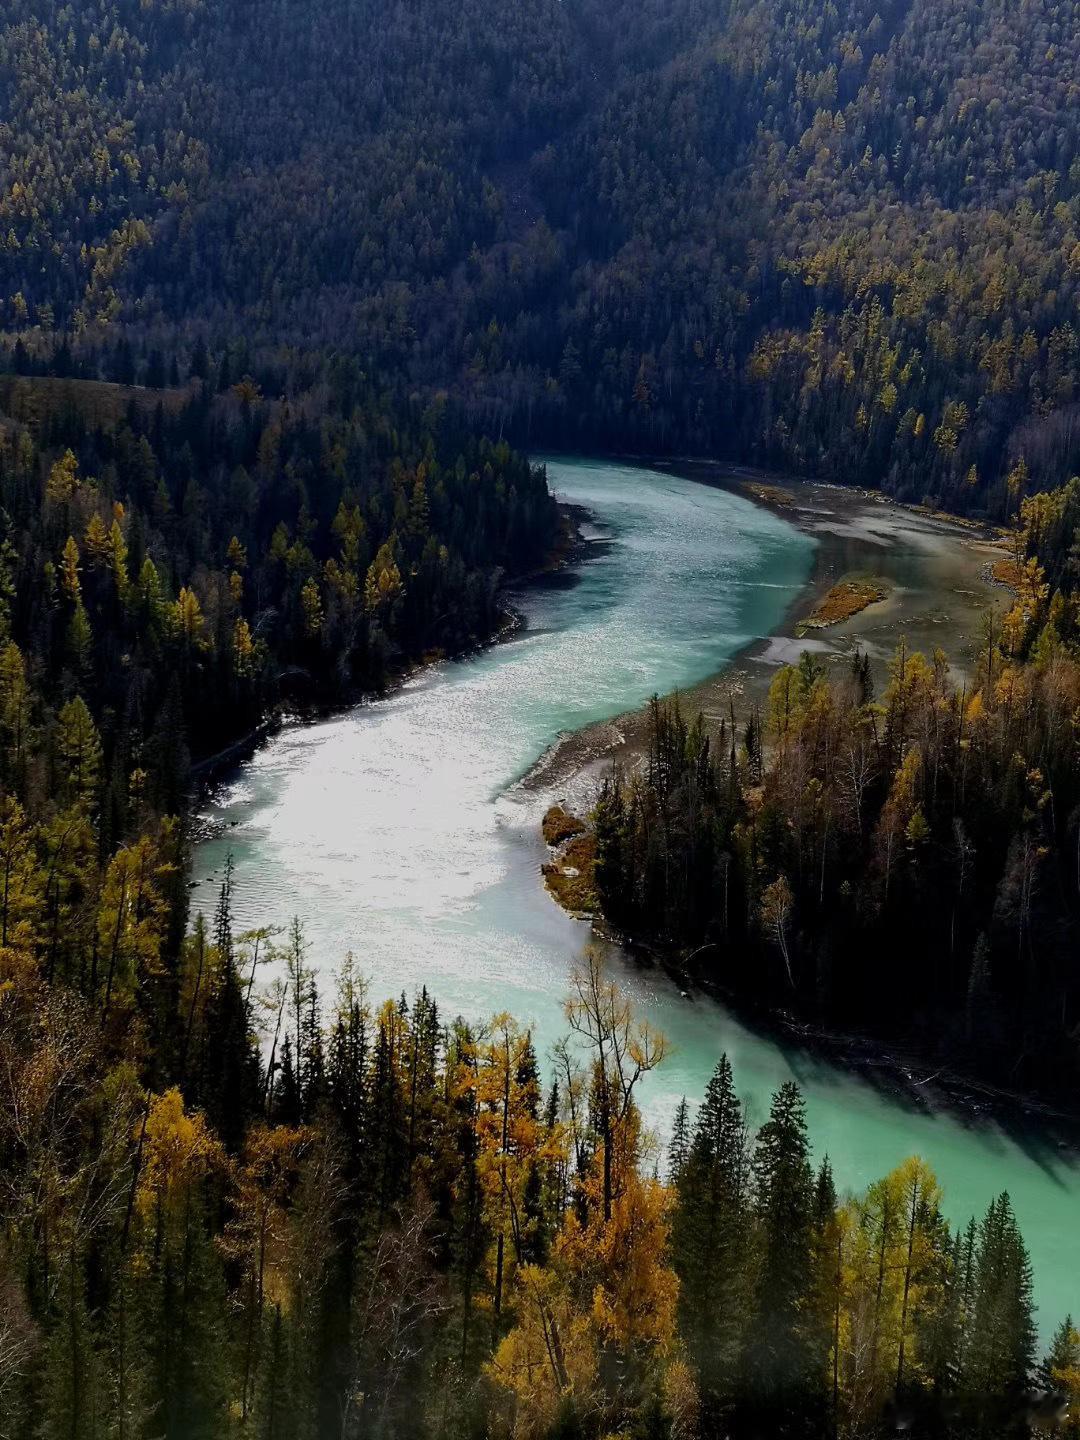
(6, 0, 1080, 510)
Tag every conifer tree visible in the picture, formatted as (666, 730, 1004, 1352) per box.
(748, 1081, 819, 1430)
(961, 1192, 1036, 1434)
(672, 1055, 750, 1419)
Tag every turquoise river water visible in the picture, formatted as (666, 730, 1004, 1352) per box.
(193, 457, 1079, 1338)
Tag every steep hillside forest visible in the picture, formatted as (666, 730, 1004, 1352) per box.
(4, 0, 1080, 511)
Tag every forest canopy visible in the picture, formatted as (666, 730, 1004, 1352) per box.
(6, 0, 1080, 509)
(4, 1, 1080, 1436)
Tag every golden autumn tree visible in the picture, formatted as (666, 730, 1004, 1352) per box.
(488, 959, 686, 1438)
(45, 450, 80, 506)
(364, 539, 404, 615)
(0, 642, 30, 788)
(59, 536, 82, 601)
(301, 578, 324, 637)
(836, 1157, 946, 1428)
(222, 1123, 311, 1420)
(96, 831, 175, 1022)
(1041, 1317, 1080, 1437)
(83, 512, 110, 570)
(232, 616, 256, 678)
(0, 795, 40, 963)
(108, 518, 129, 598)
(470, 1014, 548, 1327)
(136, 1087, 226, 1223)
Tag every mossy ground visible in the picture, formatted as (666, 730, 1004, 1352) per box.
(541, 806, 596, 914)
(797, 577, 887, 633)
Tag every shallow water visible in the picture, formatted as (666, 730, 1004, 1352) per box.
(193, 457, 1078, 1338)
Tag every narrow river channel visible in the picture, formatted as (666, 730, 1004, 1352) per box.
(193, 457, 1079, 1338)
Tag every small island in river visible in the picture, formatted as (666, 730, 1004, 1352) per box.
(795, 575, 888, 633)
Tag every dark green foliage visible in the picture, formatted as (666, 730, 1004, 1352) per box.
(592, 640, 1080, 1101)
(960, 1193, 1037, 1435)
(748, 1081, 821, 1428)
(9, 0, 1080, 512)
(670, 1057, 750, 1423)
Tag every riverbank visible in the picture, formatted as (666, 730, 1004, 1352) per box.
(627, 925, 1080, 1146)
(189, 497, 589, 816)
(520, 464, 1007, 804)
(190, 455, 1080, 1341)
(527, 462, 1075, 1135)
(537, 794, 1080, 1141)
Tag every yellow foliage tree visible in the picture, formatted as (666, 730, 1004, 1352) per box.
(97, 833, 175, 1020)
(836, 1158, 944, 1428)
(83, 512, 110, 569)
(364, 540, 404, 615)
(60, 536, 81, 601)
(488, 965, 684, 1437)
(301, 578, 324, 636)
(46, 450, 80, 505)
(0, 796, 40, 960)
(168, 586, 208, 652)
(470, 1015, 547, 1324)
(136, 1087, 226, 1223)
(233, 617, 255, 677)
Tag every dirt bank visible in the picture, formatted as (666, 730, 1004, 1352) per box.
(518, 465, 1006, 804)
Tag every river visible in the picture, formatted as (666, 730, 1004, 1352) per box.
(193, 456, 1079, 1339)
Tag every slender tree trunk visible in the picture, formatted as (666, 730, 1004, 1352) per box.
(102, 873, 129, 1022)
(494, 1035, 511, 1322)
(896, 1179, 920, 1390)
(69, 1251, 79, 1440)
(833, 1228, 842, 1433)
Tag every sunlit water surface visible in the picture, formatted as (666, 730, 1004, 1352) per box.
(194, 458, 1079, 1337)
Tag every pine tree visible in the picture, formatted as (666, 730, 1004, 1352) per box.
(808, 1157, 841, 1422)
(54, 696, 102, 809)
(38, 1254, 102, 1440)
(671, 1056, 750, 1420)
(203, 862, 259, 1153)
(101, 1255, 155, 1440)
(961, 1192, 1036, 1434)
(748, 1081, 818, 1431)
(326, 957, 370, 1187)
(667, 1097, 691, 1184)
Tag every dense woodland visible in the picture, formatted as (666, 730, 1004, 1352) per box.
(0, 926, 1069, 1440)
(1, 372, 1076, 1436)
(0, 370, 555, 759)
(588, 484, 1080, 1100)
(5, 0, 1080, 1434)
(8, 0, 1080, 509)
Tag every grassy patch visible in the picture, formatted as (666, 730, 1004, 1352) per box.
(797, 578, 887, 633)
(542, 804, 588, 846)
(741, 480, 797, 509)
(541, 806, 595, 913)
(0, 375, 191, 432)
(542, 831, 597, 915)
(990, 555, 1023, 592)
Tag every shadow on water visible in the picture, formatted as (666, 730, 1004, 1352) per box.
(612, 933, 1080, 1190)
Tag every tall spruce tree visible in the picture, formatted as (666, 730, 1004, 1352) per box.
(961, 1192, 1036, 1435)
(672, 1056, 751, 1421)
(748, 1081, 820, 1433)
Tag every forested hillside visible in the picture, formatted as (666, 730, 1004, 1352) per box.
(6, 0, 1080, 508)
